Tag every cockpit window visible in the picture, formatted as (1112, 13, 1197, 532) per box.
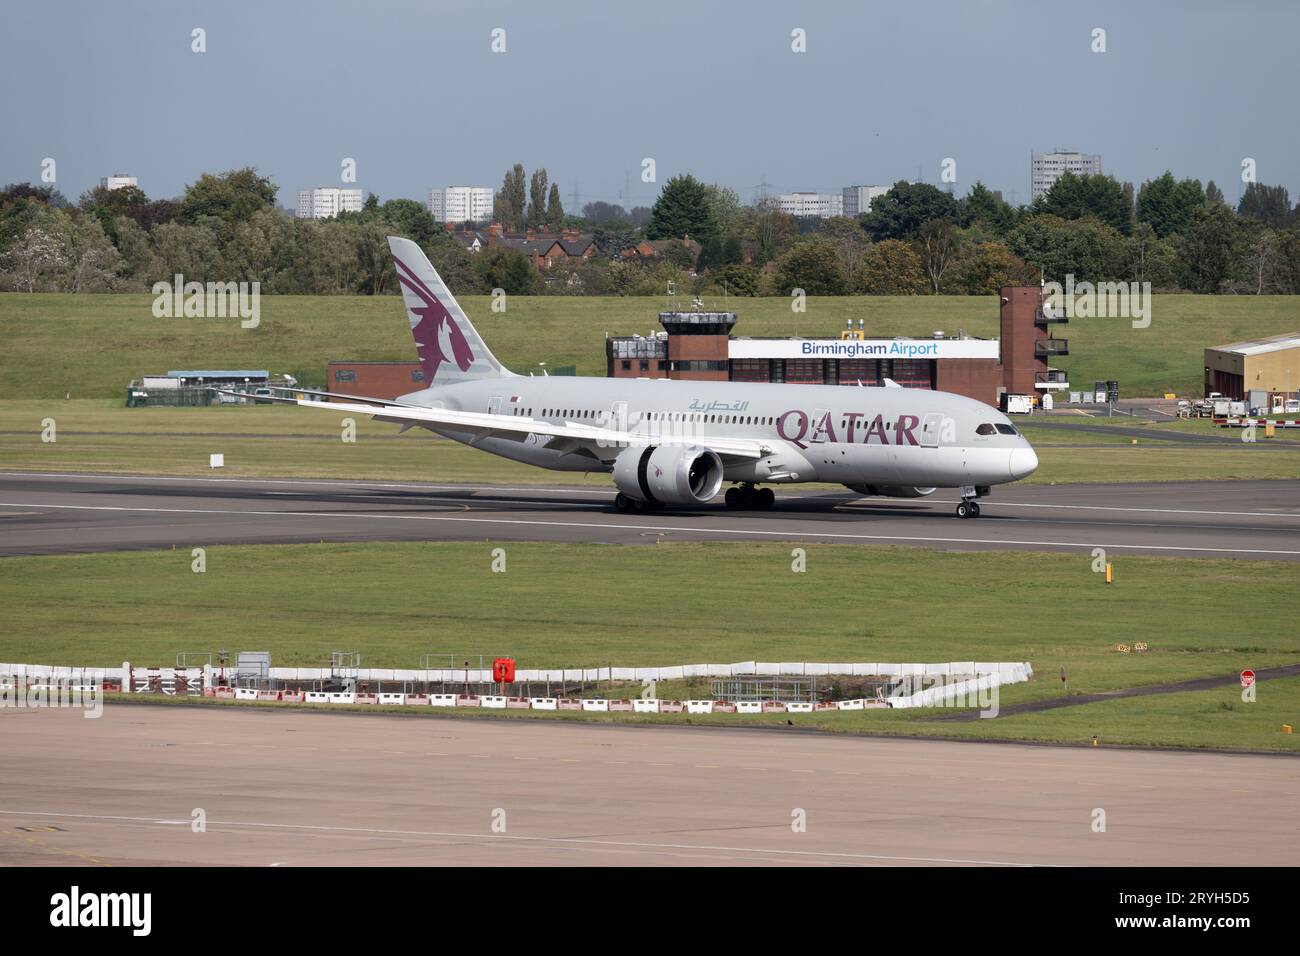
(975, 423, 997, 436)
(995, 423, 1018, 435)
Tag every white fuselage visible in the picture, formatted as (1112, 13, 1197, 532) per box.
(396, 375, 1038, 489)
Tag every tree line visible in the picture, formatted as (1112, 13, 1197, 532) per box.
(2, 165, 1298, 297)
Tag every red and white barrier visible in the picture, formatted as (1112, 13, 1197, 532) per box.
(1, 657, 1034, 717)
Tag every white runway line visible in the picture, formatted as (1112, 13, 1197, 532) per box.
(951, 500, 1300, 520)
(0, 809, 1044, 867)
(0, 471, 612, 497)
(5, 470, 1299, 518)
(3, 500, 1300, 556)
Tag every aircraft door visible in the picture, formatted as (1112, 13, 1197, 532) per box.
(486, 397, 503, 416)
(609, 400, 629, 432)
(920, 412, 943, 447)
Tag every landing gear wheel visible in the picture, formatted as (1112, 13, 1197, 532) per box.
(740, 486, 757, 509)
(956, 500, 973, 519)
(756, 487, 775, 509)
(614, 493, 633, 513)
(969, 502, 981, 518)
(725, 487, 742, 509)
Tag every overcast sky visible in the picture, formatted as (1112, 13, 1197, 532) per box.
(3, 0, 1297, 210)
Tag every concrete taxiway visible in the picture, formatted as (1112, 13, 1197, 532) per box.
(1, 704, 1296, 867)
(1, 471, 1299, 560)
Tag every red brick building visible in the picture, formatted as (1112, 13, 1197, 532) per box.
(448, 223, 597, 270)
(327, 361, 425, 400)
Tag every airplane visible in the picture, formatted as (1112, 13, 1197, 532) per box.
(234, 236, 1038, 519)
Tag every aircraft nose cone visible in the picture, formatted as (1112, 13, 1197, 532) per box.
(1009, 446, 1039, 480)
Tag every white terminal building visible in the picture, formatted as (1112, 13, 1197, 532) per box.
(295, 187, 364, 219)
(776, 191, 844, 219)
(841, 185, 889, 217)
(100, 174, 138, 191)
(1031, 150, 1102, 200)
(428, 185, 494, 223)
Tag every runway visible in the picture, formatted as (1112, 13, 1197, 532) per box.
(2, 704, 1296, 866)
(2, 471, 1300, 559)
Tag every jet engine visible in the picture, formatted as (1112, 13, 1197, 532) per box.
(614, 445, 725, 504)
(843, 484, 937, 498)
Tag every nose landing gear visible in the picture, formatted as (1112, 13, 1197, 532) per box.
(955, 484, 984, 519)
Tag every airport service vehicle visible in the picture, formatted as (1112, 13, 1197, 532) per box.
(1000, 393, 1033, 415)
(240, 237, 1037, 519)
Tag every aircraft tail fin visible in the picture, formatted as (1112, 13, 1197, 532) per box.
(387, 236, 513, 384)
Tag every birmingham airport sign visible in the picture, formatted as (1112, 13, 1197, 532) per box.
(728, 339, 1001, 360)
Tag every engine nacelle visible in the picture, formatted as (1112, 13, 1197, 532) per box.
(843, 484, 937, 498)
(614, 445, 725, 504)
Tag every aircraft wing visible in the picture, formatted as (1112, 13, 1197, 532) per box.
(211, 388, 772, 461)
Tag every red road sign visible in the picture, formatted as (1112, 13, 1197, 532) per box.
(1240, 670, 1255, 687)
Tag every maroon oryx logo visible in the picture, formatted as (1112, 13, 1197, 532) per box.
(393, 254, 474, 381)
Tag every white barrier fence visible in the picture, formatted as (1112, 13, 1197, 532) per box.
(224, 660, 1032, 684)
(0, 660, 1030, 685)
(0, 660, 1032, 713)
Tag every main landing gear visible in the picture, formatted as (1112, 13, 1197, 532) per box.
(724, 484, 775, 510)
(614, 492, 664, 513)
(955, 484, 984, 519)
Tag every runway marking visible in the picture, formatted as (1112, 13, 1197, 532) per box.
(7, 470, 1299, 519)
(0, 809, 1045, 867)
(0, 471, 612, 497)
(956, 500, 1300, 520)
(3, 500, 1299, 556)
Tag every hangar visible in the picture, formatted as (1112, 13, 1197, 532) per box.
(607, 285, 1069, 408)
(1204, 333, 1300, 402)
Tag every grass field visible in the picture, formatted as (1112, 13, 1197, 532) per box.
(4, 291, 1298, 751)
(3, 400, 1298, 485)
(4, 540, 1296, 750)
(3, 291, 1299, 399)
